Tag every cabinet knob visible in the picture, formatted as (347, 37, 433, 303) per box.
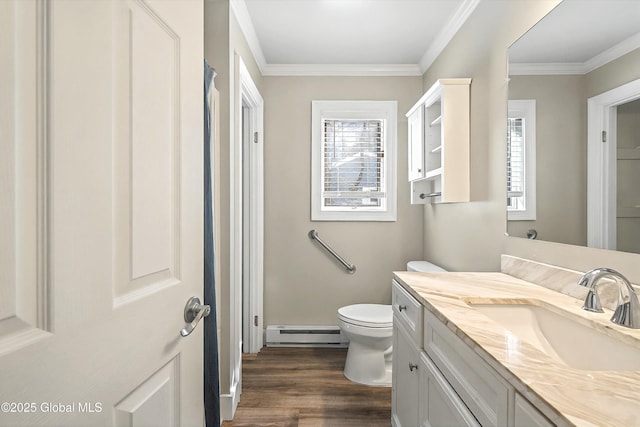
(398, 304, 407, 312)
(409, 362, 418, 372)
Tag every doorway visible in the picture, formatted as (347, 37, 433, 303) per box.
(587, 78, 640, 251)
(235, 56, 264, 356)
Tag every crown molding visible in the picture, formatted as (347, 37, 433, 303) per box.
(230, 0, 267, 74)
(583, 31, 640, 74)
(419, 0, 480, 73)
(508, 62, 586, 76)
(510, 31, 640, 76)
(262, 63, 422, 77)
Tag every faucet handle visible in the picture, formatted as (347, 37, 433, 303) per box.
(612, 302, 633, 328)
(582, 289, 604, 313)
(611, 292, 640, 328)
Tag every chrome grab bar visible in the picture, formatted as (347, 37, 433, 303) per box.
(308, 230, 356, 274)
(419, 192, 441, 199)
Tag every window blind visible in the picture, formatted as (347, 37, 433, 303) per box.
(507, 117, 525, 207)
(322, 119, 385, 208)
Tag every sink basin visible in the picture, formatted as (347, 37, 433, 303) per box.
(471, 302, 640, 371)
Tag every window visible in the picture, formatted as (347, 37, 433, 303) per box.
(507, 100, 536, 220)
(311, 100, 397, 221)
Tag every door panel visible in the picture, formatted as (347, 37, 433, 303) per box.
(0, 0, 49, 355)
(0, 1, 204, 426)
(114, 357, 180, 427)
(113, 0, 182, 303)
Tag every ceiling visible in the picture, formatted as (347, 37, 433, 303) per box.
(509, 0, 640, 75)
(232, 0, 640, 77)
(231, 0, 479, 76)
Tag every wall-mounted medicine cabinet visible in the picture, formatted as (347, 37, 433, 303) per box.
(406, 78, 471, 204)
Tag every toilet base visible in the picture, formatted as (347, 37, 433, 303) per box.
(343, 342, 392, 387)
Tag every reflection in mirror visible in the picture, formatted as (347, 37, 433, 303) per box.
(617, 99, 640, 253)
(507, 0, 640, 253)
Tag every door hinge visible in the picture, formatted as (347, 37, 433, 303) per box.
(253, 132, 259, 144)
(254, 315, 259, 327)
(602, 130, 607, 142)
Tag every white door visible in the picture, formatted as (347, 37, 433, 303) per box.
(0, 1, 204, 426)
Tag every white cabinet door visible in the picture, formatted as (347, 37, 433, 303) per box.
(392, 321, 420, 427)
(0, 1, 204, 426)
(419, 353, 480, 427)
(408, 104, 425, 181)
(515, 394, 554, 427)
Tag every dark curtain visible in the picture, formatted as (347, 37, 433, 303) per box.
(203, 59, 220, 427)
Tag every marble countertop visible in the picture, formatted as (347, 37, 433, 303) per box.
(393, 271, 640, 427)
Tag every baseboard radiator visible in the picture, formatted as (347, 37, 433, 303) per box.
(265, 325, 349, 348)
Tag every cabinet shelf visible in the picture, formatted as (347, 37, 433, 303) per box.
(430, 116, 442, 127)
(431, 145, 442, 154)
(423, 168, 442, 180)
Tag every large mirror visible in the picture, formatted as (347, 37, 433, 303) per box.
(507, 0, 640, 253)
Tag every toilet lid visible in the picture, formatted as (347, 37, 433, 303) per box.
(338, 304, 392, 328)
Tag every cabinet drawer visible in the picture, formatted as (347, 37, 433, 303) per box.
(424, 309, 509, 427)
(419, 352, 480, 427)
(392, 280, 423, 345)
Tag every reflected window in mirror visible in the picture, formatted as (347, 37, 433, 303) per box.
(507, 100, 536, 221)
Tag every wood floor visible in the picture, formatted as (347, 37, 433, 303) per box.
(221, 347, 392, 427)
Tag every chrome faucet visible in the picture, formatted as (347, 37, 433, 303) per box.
(577, 268, 640, 329)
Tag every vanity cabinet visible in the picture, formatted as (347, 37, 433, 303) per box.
(392, 280, 557, 427)
(392, 280, 423, 426)
(406, 78, 471, 204)
(392, 280, 480, 427)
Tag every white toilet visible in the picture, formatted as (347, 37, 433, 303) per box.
(337, 260, 446, 387)
(338, 304, 393, 386)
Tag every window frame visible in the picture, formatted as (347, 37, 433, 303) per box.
(311, 100, 397, 221)
(507, 99, 536, 221)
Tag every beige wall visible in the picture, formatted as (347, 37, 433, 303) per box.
(262, 76, 424, 326)
(423, 0, 640, 283)
(204, 0, 264, 396)
(507, 75, 586, 245)
(419, 0, 562, 271)
(586, 48, 640, 98)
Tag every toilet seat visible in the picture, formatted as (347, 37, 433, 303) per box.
(338, 304, 392, 328)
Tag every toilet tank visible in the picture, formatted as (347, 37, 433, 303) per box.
(407, 261, 447, 272)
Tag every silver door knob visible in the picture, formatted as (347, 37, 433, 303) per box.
(180, 296, 211, 337)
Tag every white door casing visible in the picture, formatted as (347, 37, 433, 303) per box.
(587, 78, 640, 250)
(239, 57, 264, 355)
(0, 1, 204, 426)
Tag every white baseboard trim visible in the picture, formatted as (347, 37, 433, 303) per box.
(220, 379, 241, 422)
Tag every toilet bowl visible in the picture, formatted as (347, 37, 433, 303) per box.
(337, 304, 393, 387)
(337, 260, 446, 387)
